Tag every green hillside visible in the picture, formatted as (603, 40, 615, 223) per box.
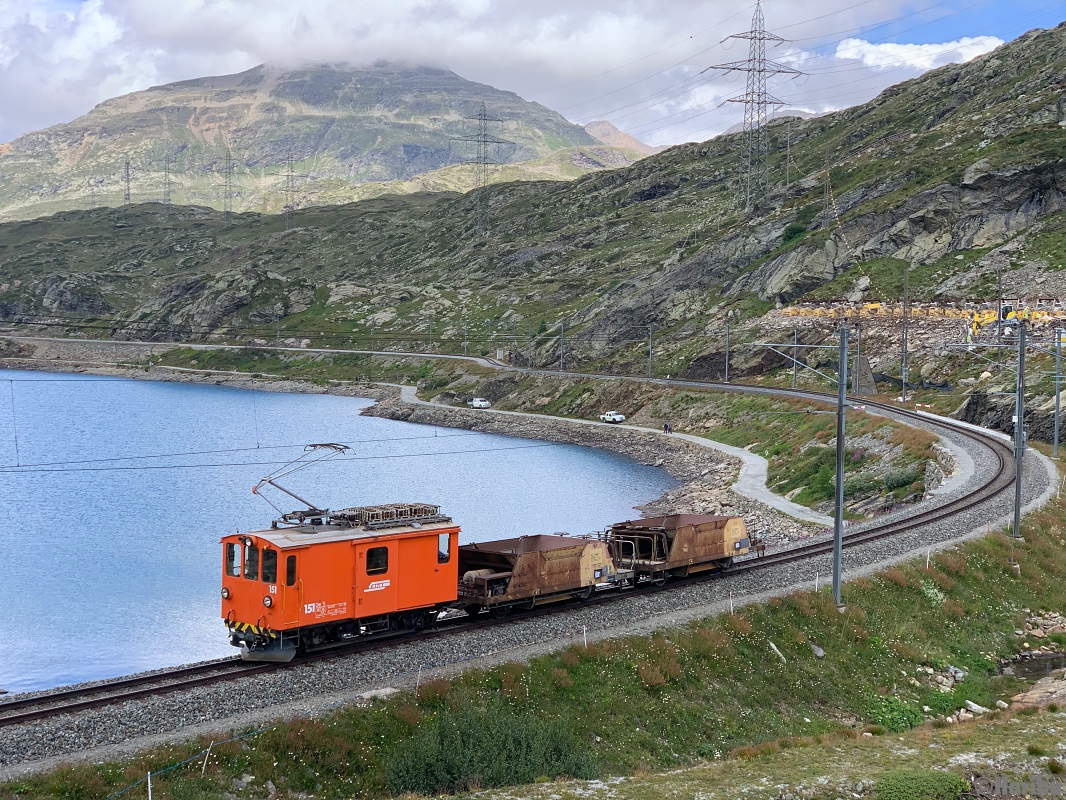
(0, 22, 1063, 378)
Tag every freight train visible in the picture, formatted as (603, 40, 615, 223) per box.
(221, 503, 750, 662)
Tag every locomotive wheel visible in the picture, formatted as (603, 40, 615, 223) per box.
(651, 573, 668, 588)
(490, 604, 514, 619)
(577, 586, 594, 602)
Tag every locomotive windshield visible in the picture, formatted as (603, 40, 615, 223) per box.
(244, 543, 259, 580)
(225, 543, 240, 577)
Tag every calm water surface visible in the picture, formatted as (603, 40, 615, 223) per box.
(0, 371, 674, 692)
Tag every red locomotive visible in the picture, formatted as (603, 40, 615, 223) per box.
(221, 503, 459, 661)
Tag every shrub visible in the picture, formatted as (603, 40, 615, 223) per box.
(783, 222, 807, 245)
(874, 769, 969, 800)
(385, 703, 597, 794)
(868, 696, 924, 732)
(845, 472, 881, 498)
(885, 466, 923, 491)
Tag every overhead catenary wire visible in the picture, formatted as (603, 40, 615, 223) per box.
(0, 441, 564, 475)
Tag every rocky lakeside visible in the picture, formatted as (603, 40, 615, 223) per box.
(0, 343, 822, 547)
(364, 393, 822, 547)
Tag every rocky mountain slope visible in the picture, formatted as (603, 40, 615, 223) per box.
(0, 62, 640, 221)
(0, 22, 1064, 379)
(584, 121, 664, 156)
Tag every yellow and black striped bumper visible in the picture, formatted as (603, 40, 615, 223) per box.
(228, 621, 278, 639)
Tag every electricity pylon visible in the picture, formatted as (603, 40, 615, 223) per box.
(706, 0, 802, 210)
(451, 102, 515, 236)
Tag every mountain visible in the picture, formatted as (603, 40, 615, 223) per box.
(584, 121, 663, 155)
(0, 62, 616, 221)
(0, 22, 1064, 377)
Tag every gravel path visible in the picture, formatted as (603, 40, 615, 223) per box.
(1, 391, 1056, 780)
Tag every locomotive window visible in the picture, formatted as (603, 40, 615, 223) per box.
(437, 532, 451, 564)
(244, 543, 259, 581)
(261, 549, 278, 584)
(366, 546, 388, 575)
(225, 543, 240, 577)
(286, 555, 297, 587)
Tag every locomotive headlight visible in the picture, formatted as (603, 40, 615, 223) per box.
(263, 595, 273, 608)
(221, 587, 230, 600)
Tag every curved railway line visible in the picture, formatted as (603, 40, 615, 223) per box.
(0, 377, 1023, 730)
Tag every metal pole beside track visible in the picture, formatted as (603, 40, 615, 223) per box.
(648, 325, 654, 379)
(792, 327, 798, 389)
(902, 263, 909, 404)
(1055, 328, 1062, 460)
(725, 321, 730, 383)
(1013, 323, 1026, 539)
(853, 322, 861, 395)
(834, 326, 848, 608)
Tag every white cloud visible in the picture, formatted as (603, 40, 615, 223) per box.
(834, 35, 1004, 71)
(0, 0, 1030, 148)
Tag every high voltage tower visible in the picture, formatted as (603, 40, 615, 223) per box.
(123, 157, 132, 205)
(451, 102, 515, 236)
(221, 151, 235, 226)
(163, 156, 172, 205)
(707, 0, 802, 210)
(283, 152, 310, 231)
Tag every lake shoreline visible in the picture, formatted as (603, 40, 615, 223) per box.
(0, 353, 821, 545)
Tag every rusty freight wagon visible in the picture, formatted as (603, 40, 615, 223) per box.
(609, 514, 749, 584)
(458, 534, 618, 617)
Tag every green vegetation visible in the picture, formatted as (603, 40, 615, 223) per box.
(386, 702, 597, 794)
(873, 769, 970, 800)
(6, 484, 1066, 799)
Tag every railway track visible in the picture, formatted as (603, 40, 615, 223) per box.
(0, 381, 1021, 729)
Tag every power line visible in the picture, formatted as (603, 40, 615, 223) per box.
(706, 0, 802, 210)
(450, 103, 515, 237)
(222, 150, 234, 226)
(0, 441, 562, 475)
(163, 156, 171, 206)
(0, 430, 486, 471)
(283, 152, 310, 232)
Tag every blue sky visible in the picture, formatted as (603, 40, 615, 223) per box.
(0, 0, 1063, 146)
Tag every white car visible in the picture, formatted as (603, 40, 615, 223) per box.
(468, 397, 492, 409)
(599, 411, 626, 424)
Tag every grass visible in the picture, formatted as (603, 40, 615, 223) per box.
(5, 470, 1065, 800)
(148, 346, 475, 387)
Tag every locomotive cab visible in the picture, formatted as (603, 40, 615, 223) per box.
(221, 534, 303, 661)
(221, 503, 460, 662)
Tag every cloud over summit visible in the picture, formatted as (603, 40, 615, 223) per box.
(0, 0, 1042, 146)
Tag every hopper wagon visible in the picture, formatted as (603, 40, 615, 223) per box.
(609, 514, 750, 583)
(458, 534, 621, 617)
